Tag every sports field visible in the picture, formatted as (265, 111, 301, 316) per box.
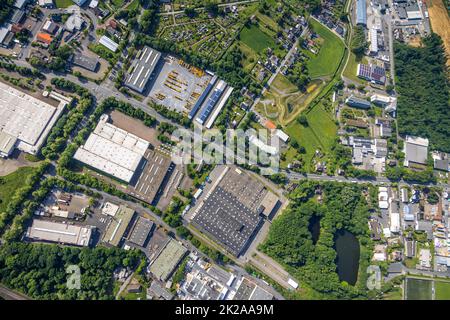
(306, 19, 345, 78)
(405, 278, 432, 300)
(240, 24, 276, 54)
(427, 0, 450, 66)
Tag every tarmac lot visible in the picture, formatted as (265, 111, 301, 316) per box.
(109, 110, 161, 147)
(0, 150, 40, 176)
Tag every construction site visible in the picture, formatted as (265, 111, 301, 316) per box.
(147, 55, 213, 115)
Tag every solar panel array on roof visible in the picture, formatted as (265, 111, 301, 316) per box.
(196, 81, 226, 125)
(357, 63, 372, 80)
(188, 76, 217, 119)
(371, 65, 386, 84)
(357, 64, 386, 84)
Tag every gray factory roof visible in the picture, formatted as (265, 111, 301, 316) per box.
(72, 54, 98, 72)
(0, 131, 17, 157)
(125, 46, 161, 93)
(127, 216, 154, 247)
(129, 149, 173, 204)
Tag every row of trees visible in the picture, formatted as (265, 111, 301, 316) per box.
(260, 180, 372, 299)
(150, 102, 190, 127)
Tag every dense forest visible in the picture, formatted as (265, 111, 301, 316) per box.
(0, 0, 14, 25)
(260, 180, 372, 299)
(0, 243, 142, 299)
(394, 34, 450, 152)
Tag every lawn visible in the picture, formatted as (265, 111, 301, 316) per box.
(271, 74, 298, 94)
(0, 167, 36, 213)
(306, 103, 337, 150)
(435, 281, 450, 300)
(55, 0, 73, 8)
(305, 19, 345, 78)
(239, 24, 276, 54)
(285, 104, 337, 169)
(405, 278, 433, 300)
(343, 52, 368, 84)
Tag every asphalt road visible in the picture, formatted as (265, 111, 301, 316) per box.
(0, 284, 31, 300)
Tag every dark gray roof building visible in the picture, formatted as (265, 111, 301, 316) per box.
(191, 167, 276, 257)
(72, 54, 98, 72)
(128, 216, 154, 247)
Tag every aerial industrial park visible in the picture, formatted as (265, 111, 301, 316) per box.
(0, 0, 448, 307)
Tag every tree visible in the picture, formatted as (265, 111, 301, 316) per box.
(297, 114, 308, 127)
(184, 7, 196, 18)
(205, 2, 219, 16)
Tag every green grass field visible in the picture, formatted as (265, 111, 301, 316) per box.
(271, 74, 298, 94)
(0, 167, 35, 213)
(406, 278, 433, 300)
(111, 0, 125, 7)
(285, 104, 337, 168)
(55, 0, 73, 8)
(306, 19, 345, 78)
(343, 52, 367, 83)
(435, 281, 450, 300)
(239, 24, 276, 54)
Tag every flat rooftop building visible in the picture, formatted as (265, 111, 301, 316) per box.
(128, 149, 173, 204)
(26, 219, 94, 247)
(102, 205, 135, 247)
(0, 131, 17, 158)
(233, 277, 274, 300)
(356, 0, 367, 25)
(191, 166, 278, 256)
(403, 135, 429, 167)
(125, 46, 161, 93)
(0, 82, 67, 155)
(346, 95, 371, 109)
(72, 54, 98, 72)
(150, 239, 188, 281)
(99, 35, 118, 52)
(73, 114, 150, 183)
(127, 216, 154, 247)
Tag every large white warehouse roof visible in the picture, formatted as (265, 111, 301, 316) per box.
(73, 114, 149, 183)
(0, 82, 66, 155)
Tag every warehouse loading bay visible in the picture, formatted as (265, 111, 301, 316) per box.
(145, 55, 212, 115)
